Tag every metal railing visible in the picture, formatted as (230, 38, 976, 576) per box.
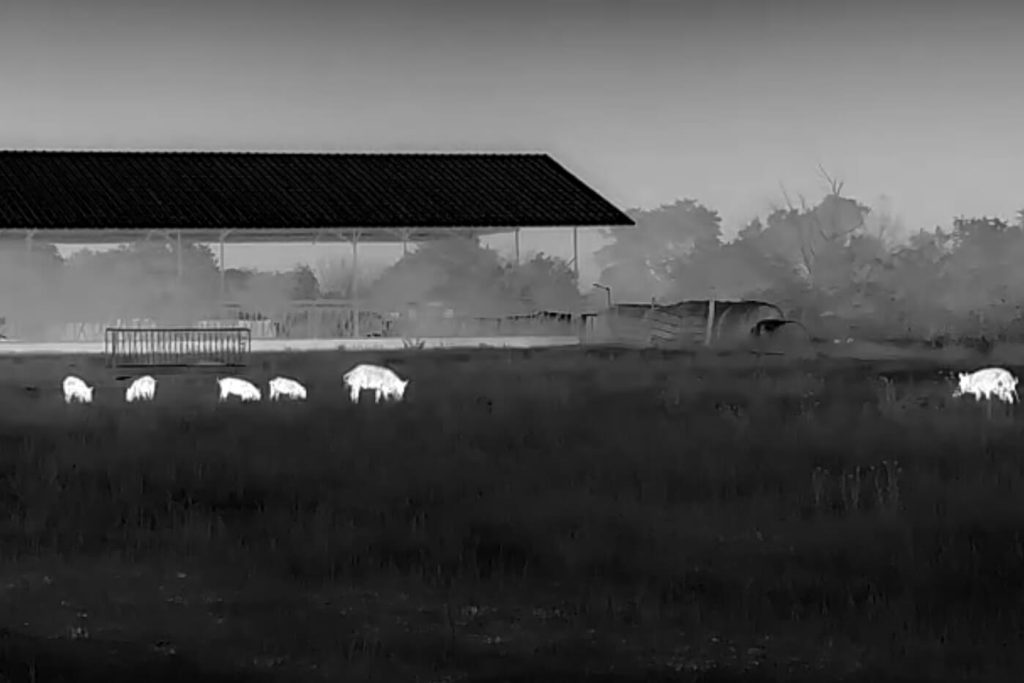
(105, 327, 252, 367)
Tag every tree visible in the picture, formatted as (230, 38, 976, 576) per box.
(595, 199, 723, 302)
(0, 239, 65, 337)
(661, 237, 794, 302)
(866, 227, 951, 337)
(807, 231, 892, 332)
(59, 240, 222, 322)
(750, 167, 871, 288)
(757, 196, 871, 288)
(863, 194, 907, 249)
(367, 238, 581, 315)
(937, 216, 1024, 337)
(736, 217, 765, 243)
(286, 264, 321, 300)
(223, 268, 254, 295)
(229, 270, 295, 316)
(501, 253, 581, 312)
(367, 236, 509, 315)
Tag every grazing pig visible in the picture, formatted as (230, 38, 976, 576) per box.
(216, 377, 261, 403)
(268, 376, 307, 401)
(343, 363, 409, 403)
(952, 367, 1020, 404)
(62, 375, 94, 404)
(125, 375, 157, 403)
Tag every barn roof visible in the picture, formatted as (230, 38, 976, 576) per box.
(0, 150, 633, 243)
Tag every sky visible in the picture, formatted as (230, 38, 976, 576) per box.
(1, 0, 1022, 288)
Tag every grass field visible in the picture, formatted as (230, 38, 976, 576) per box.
(1, 345, 1024, 682)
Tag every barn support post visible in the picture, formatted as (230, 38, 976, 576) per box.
(218, 230, 232, 314)
(22, 230, 36, 340)
(704, 297, 717, 347)
(176, 230, 183, 282)
(218, 233, 226, 306)
(571, 226, 579, 282)
(310, 231, 322, 337)
(346, 230, 362, 337)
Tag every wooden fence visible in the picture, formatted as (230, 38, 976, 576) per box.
(584, 299, 785, 348)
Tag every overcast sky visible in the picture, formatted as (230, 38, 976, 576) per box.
(1, 0, 1021, 285)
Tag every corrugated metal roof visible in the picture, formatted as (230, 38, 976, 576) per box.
(0, 150, 634, 232)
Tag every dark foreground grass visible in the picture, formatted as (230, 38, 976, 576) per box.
(1, 346, 1024, 681)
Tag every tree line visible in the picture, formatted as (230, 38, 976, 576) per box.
(0, 237, 581, 336)
(1, 173, 1021, 341)
(596, 184, 1024, 341)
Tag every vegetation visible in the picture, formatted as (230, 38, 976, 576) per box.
(2, 346, 1023, 681)
(596, 174, 1024, 342)
(8, 166, 1024, 346)
(0, 236, 583, 339)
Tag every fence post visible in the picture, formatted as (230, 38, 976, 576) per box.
(107, 329, 117, 368)
(704, 297, 716, 347)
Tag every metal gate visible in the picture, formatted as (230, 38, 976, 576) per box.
(105, 327, 252, 367)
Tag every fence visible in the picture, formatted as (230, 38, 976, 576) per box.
(21, 305, 586, 343)
(105, 327, 252, 367)
(218, 301, 394, 338)
(584, 302, 715, 347)
(393, 311, 582, 338)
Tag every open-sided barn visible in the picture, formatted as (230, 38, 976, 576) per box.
(0, 150, 633, 343)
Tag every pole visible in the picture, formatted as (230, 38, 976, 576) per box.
(572, 226, 579, 282)
(24, 231, 34, 340)
(176, 231, 183, 282)
(218, 231, 228, 313)
(704, 297, 717, 347)
(175, 231, 185, 327)
(514, 228, 521, 266)
(351, 230, 361, 337)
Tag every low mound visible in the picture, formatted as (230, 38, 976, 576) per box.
(750, 319, 815, 355)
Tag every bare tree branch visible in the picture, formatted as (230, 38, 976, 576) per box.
(777, 181, 818, 283)
(778, 182, 797, 212)
(817, 163, 844, 196)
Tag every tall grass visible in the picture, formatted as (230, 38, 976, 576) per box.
(4, 347, 1024, 676)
